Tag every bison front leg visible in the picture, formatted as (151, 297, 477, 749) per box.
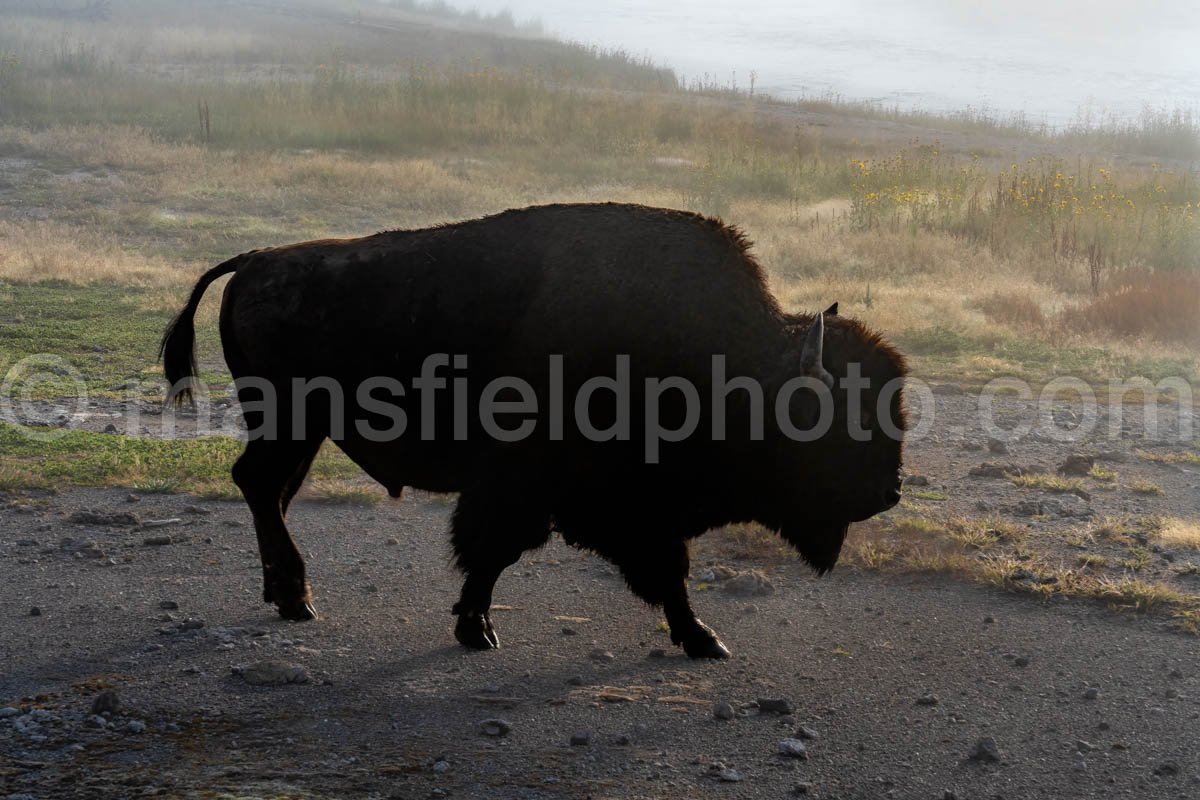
(611, 539, 731, 660)
(449, 488, 552, 651)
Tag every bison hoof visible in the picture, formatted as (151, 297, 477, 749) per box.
(682, 635, 732, 659)
(455, 612, 500, 650)
(677, 620, 731, 659)
(277, 599, 319, 622)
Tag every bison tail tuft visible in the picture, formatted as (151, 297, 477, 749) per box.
(159, 256, 243, 406)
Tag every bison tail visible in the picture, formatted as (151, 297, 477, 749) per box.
(159, 255, 244, 406)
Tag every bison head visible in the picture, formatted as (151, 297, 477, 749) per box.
(770, 304, 908, 571)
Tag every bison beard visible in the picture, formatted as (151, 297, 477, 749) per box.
(160, 203, 907, 659)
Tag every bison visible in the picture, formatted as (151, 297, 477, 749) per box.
(160, 203, 907, 658)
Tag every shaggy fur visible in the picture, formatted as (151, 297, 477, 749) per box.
(161, 202, 908, 658)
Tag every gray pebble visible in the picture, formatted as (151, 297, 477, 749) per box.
(126, 719, 146, 734)
(967, 737, 1001, 763)
(91, 690, 120, 715)
(713, 702, 735, 720)
(778, 738, 808, 759)
(478, 718, 511, 737)
(29, 607, 41, 617)
(1084, 686, 1100, 700)
(432, 759, 450, 774)
(757, 698, 793, 715)
(718, 768, 744, 782)
(570, 730, 591, 746)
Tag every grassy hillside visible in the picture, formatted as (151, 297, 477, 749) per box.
(0, 0, 1197, 396)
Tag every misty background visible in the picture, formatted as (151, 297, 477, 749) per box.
(451, 0, 1200, 125)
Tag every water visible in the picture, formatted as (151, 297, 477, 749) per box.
(456, 0, 1199, 126)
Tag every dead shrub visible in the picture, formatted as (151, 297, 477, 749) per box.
(972, 291, 1046, 328)
(1061, 269, 1200, 345)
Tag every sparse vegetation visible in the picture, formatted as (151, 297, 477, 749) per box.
(1009, 474, 1087, 495)
(1128, 479, 1164, 496)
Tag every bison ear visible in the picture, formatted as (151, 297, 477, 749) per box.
(823, 302, 839, 316)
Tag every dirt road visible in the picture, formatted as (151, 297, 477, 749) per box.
(2, 469, 1198, 799)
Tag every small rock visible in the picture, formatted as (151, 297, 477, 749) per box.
(432, 759, 450, 774)
(718, 768, 744, 782)
(1084, 686, 1100, 700)
(565, 675, 585, 686)
(987, 437, 1009, 454)
(561, 626, 577, 636)
(1013, 656, 1030, 668)
(648, 648, 668, 659)
(757, 698, 793, 715)
(0, 707, 19, 718)
(158, 600, 179, 610)
(943, 791, 957, 800)
(29, 606, 41, 617)
(142, 518, 183, 529)
(713, 702, 735, 720)
(569, 730, 591, 746)
(126, 719, 146, 734)
(795, 724, 819, 740)
(234, 660, 311, 686)
(916, 694, 939, 706)
(588, 648, 615, 662)
(1154, 761, 1180, 777)
(91, 690, 120, 715)
(478, 718, 511, 737)
(778, 738, 808, 759)
(967, 737, 1001, 763)
(794, 781, 812, 794)
(1058, 454, 1095, 476)
(142, 535, 173, 546)
(902, 474, 930, 487)
(1076, 739, 1096, 752)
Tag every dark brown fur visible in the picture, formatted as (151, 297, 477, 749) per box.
(161, 203, 908, 658)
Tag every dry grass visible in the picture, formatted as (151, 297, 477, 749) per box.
(1061, 269, 1200, 346)
(1157, 518, 1200, 551)
(0, 0, 1197, 392)
(303, 479, 386, 505)
(0, 220, 198, 288)
(1128, 479, 1164, 496)
(1010, 474, 1087, 494)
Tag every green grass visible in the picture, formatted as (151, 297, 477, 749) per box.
(0, 282, 225, 398)
(907, 489, 949, 501)
(0, 423, 361, 495)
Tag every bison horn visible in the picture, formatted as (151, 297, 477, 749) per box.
(800, 313, 835, 388)
(824, 302, 839, 316)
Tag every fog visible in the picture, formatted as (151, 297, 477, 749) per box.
(449, 0, 1200, 125)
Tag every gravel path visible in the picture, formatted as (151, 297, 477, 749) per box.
(2, 472, 1198, 799)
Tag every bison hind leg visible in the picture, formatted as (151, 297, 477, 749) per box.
(449, 487, 552, 651)
(232, 436, 323, 621)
